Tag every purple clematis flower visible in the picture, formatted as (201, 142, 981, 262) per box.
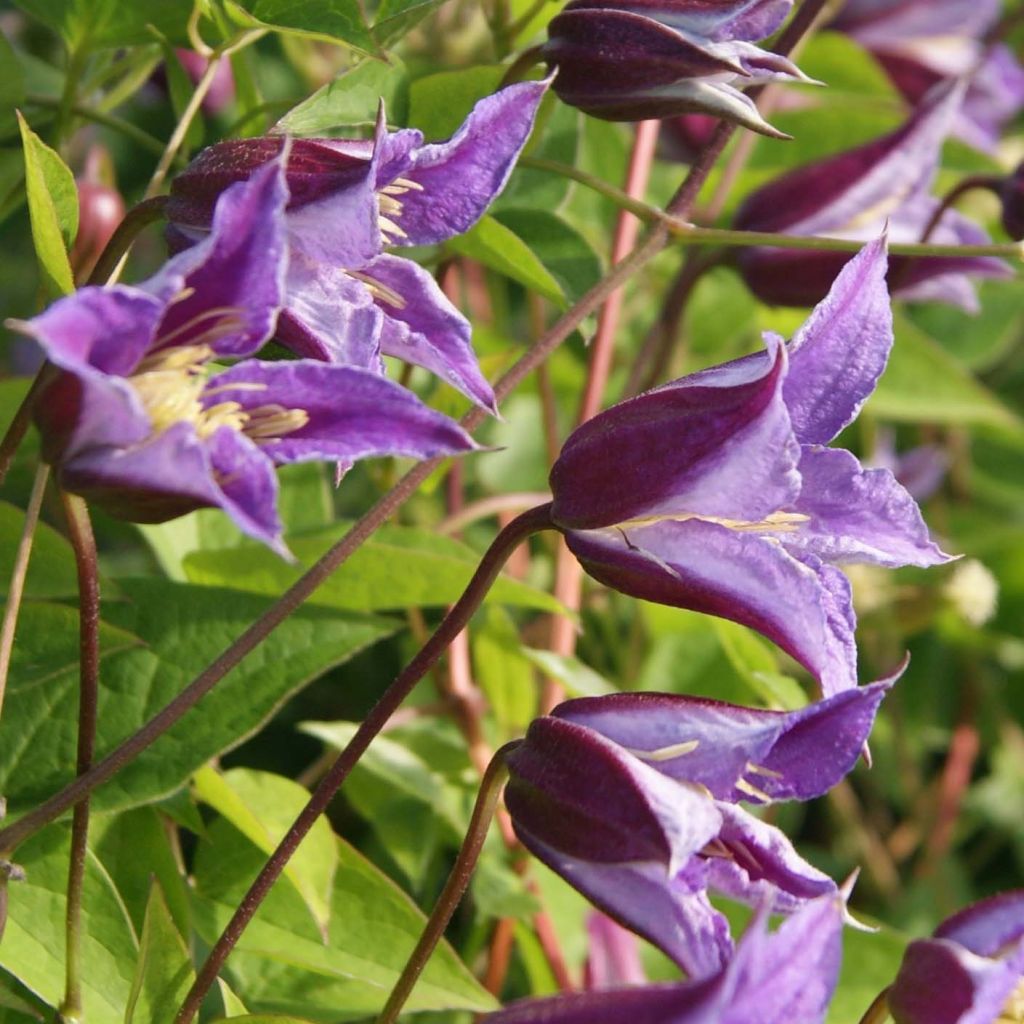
(543, 0, 812, 136)
(829, 0, 1024, 153)
(13, 158, 476, 555)
(167, 82, 548, 413)
(733, 83, 1011, 311)
(548, 238, 950, 697)
(504, 680, 891, 979)
(487, 892, 845, 1024)
(888, 891, 1024, 1024)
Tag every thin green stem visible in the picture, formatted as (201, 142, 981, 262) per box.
(56, 492, 100, 1024)
(53, 44, 89, 152)
(173, 505, 555, 1024)
(26, 94, 166, 156)
(856, 986, 892, 1024)
(0, 464, 50, 721)
(377, 746, 515, 1024)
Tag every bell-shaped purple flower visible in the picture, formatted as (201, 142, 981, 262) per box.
(13, 158, 476, 555)
(167, 82, 548, 413)
(830, 0, 1024, 153)
(549, 238, 949, 697)
(888, 891, 1024, 1024)
(733, 83, 1011, 311)
(487, 892, 845, 1024)
(505, 680, 891, 979)
(543, 0, 812, 136)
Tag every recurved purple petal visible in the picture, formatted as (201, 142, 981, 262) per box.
(705, 803, 838, 914)
(386, 81, 547, 247)
(550, 339, 798, 530)
(787, 447, 951, 567)
(276, 258, 384, 367)
(782, 237, 892, 445)
(935, 891, 1024, 957)
(564, 519, 859, 696)
(552, 679, 892, 803)
(156, 159, 289, 359)
(363, 254, 497, 412)
(564, 0, 793, 42)
(205, 360, 477, 466)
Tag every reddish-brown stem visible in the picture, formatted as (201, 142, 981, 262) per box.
(173, 504, 555, 1024)
(484, 917, 517, 996)
(56, 492, 100, 1024)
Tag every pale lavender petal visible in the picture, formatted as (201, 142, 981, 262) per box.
(959, 44, 1024, 152)
(788, 446, 952, 567)
(552, 679, 893, 803)
(205, 360, 478, 465)
(156, 159, 289, 359)
(935, 891, 1024, 957)
(706, 803, 838, 914)
(782, 237, 892, 445)
(576, 0, 793, 41)
(833, 0, 998, 42)
(387, 81, 548, 246)
(585, 913, 648, 989)
(363, 254, 497, 412)
(204, 426, 286, 554)
(551, 339, 799, 530)
(277, 258, 384, 367)
(565, 519, 859, 696)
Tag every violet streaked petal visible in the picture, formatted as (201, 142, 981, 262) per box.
(277, 258, 384, 367)
(389, 81, 548, 247)
(958, 44, 1024, 153)
(707, 803, 838, 914)
(204, 360, 478, 466)
(156, 159, 289, 359)
(204, 426, 286, 555)
(565, 519, 859, 696)
(889, 937, 1024, 1024)
(565, 0, 793, 42)
(513, 827, 734, 980)
(782, 236, 892, 445)
(552, 678, 893, 803)
(833, 0, 998, 42)
(788, 446, 952, 568)
(936, 890, 1024, 957)
(550, 339, 799, 530)
(364, 253, 497, 412)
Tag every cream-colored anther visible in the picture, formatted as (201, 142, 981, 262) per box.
(735, 777, 773, 803)
(378, 214, 408, 240)
(622, 739, 700, 762)
(997, 978, 1024, 1023)
(347, 270, 407, 309)
(620, 510, 810, 535)
(243, 404, 310, 441)
(745, 762, 784, 780)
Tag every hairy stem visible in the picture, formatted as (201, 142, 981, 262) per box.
(173, 504, 555, 1024)
(377, 746, 516, 1024)
(0, 464, 50, 720)
(56, 493, 100, 1024)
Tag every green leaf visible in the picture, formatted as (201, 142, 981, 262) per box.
(216, 979, 250, 1017)
(0, 581, 394, 817)
(192, 820, 498, 1019)
(0, 826, 138, 1024)
(0, 34, 25, 139)
(447, 215, 565, 306)
(408, 65, 506, 141)
(211, 1017, 317, 1024)
(17, 110, 77, 296)
(712, 620, 807, 711)
(14, 0, 192, 48)
(521, 648, 615, 698)
(869, 313, 1022, 431)
(125, 883, 195, 1024)
(182, 521, 563, 613)
(194, 767, 338, 937)
(276, 58, 409, 136)
(371, 0, 441, 46)
(0, 501, 80, 599)
(225, 0, 375, 53)
(472, 606, 537, 735)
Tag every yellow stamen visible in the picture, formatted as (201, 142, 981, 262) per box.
(735, 777, 773, 803)
(378, 214, 408, 240)
(623, 739, 700, 762)
(154, 306, 245, 351)
(243, 404, 311, 441)
(746, 762, 784, 780)
(377, 193, 404, 217)
(620, 510, 811, 535)
(347, 270, 407, 309)
(997, 979, 1024, 1022)
(391, 176, 424, 192)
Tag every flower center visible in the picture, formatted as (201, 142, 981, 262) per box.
(999, 978, 1024, 1023)
(376, 176, 424, 243)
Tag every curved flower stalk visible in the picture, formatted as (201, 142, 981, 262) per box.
(487, 893, 845, 1024)
(543, 0, 812, 135)
(548, 238, 949, 697)
(167, 81, 548, 413)
(829, 0, 1024, 153)
(1000, 162, 1024, 241)
(504, 681, 893, 979)
(734, 83, 1011, 310)
(11, 159, 476, 555)
(888, 891, 1024, 1024)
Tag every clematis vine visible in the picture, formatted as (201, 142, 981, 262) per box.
(504, 680, 892, 979)
(548, 238, 950, 698)
(829, 0, 1024, 153)
(734, 83, 1011, 310)
(167, 81, 548, 413)
(487, 893, 846, 1024)
(542, 0, 812, 136)
(12, 158, 476, 555)
(888, 891, 1024, 1024)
